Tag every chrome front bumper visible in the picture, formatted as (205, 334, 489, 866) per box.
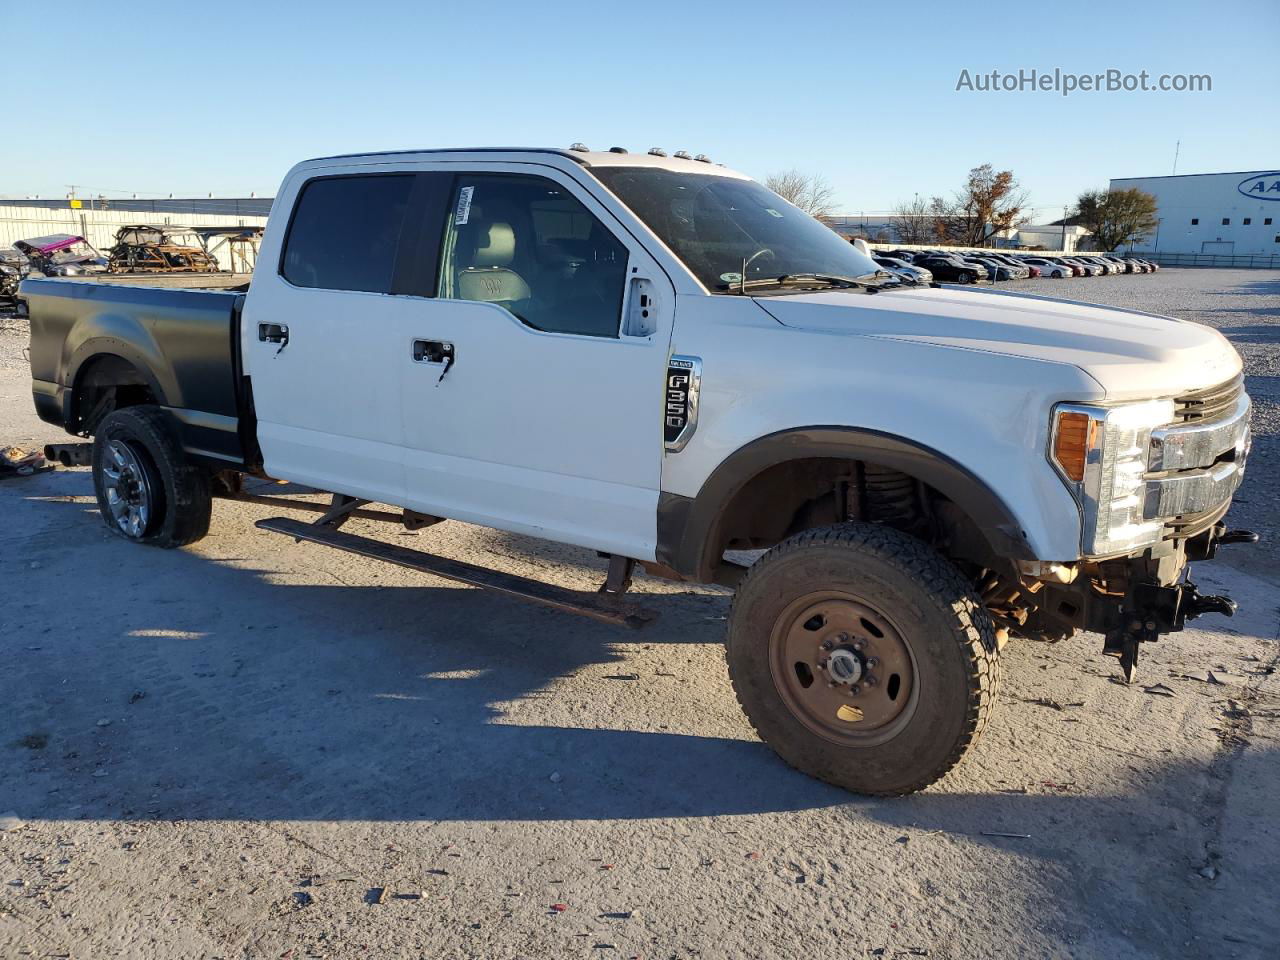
(1144, 394, 1251, 522)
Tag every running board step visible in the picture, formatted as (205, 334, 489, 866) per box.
(255, 516, 657, 629)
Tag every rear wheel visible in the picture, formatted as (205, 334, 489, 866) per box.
(92, 406, 212, 548)
(726, 524, 1000, 795)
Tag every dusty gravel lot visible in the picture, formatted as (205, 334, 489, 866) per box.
(1, 269, 1278, 960)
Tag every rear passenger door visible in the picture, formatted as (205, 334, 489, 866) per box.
(397, 167, 676, 560)
(243, 170, 447, 505)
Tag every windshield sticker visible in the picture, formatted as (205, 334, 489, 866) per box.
(765, 208, 784, 218)
(719, 272, 742, 284)
(454, 186, 474, 225)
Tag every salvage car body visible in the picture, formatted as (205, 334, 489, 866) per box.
(14, 235, 108, 277)
(0, 246, 27, 301)
(107, 225, 221, 273)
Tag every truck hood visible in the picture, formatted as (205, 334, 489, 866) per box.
(755, 285, 1242, 400)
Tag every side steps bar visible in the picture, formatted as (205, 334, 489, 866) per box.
(255, 516, 657, 630)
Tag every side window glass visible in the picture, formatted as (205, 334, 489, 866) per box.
(439, 175, 628, 337)
(282, 175, 414, 293)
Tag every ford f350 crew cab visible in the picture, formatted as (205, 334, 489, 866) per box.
(23, 146, 1256, 795)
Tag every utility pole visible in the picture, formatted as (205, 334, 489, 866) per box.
(1172, 140, 1180, 175)
(1061, 205, 1068, 252)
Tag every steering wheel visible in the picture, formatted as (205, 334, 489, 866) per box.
(741, 247, 778, 283)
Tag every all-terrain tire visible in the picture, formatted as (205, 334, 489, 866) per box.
(92, 405, 212, 548)
(726, 523, 1000, 795)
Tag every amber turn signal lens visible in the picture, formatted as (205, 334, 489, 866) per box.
(1054, 412, 1095, 483)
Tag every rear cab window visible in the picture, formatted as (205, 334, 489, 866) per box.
(281, 175, 416, 293)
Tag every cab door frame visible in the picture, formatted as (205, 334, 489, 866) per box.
(393, 160, 679, 560)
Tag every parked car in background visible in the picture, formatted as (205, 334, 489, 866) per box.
(1019, 257, 1074, 279)
(1063, 257, 1103, 277)
(14, 235, 109, 277)
(873, 256, 933, 284)
(1047, 257, 1087, 277)
(967, 256, 1016, 281)
(915, 254, 986, 283)
(984, 254, 1031, 279)
(1081, 256, 1120, 275)
(880, 249, 922, 263)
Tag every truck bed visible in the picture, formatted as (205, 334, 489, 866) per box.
(24, 277, 249, 468)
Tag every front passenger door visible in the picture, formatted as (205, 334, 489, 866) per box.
(398, 168, 676, 560)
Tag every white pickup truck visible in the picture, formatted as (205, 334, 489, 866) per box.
(23, 146, 1255, 795)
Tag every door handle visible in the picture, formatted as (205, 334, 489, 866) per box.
(412, 339, 453, 364)
(258, 322, 289, 344)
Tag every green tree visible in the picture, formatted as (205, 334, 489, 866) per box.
(1074, 188, 1159, 251)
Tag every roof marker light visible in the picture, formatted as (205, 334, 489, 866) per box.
(608, 146, 628, 154)
(673, 150, 692, 159)
(647, 147, 667, 157)
(694, 154, 712, 163)
(569, 142, 590, 152)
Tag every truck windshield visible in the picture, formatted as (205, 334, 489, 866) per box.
(589, 167, 881, 293)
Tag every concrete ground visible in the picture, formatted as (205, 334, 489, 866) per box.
(1, 269, 1277, 960)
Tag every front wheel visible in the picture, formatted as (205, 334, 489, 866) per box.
(726, 524, 1000, 795)
(92, 406, 212, 548)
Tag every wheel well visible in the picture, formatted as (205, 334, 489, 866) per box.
(710, 457, 1000, 575)
(71, 354, 157, 434)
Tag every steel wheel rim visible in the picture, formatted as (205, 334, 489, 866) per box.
(768, 591, 918, 747)
(101, 439, 153, 538)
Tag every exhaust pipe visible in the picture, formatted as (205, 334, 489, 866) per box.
(43, 443, 93, 467)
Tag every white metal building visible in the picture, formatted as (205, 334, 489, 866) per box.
(1109, 170, 1280, 255)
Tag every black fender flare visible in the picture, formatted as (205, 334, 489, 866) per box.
(656, 426, 1036, 582)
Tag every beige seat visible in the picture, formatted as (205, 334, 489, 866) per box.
(457, 222, 531, 307)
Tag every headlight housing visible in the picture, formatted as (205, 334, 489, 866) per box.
(1050, 399, 1175, 557)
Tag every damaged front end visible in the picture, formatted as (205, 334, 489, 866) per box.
(1022, 523, 1257, 682)
(1005, 375, 1256, 681)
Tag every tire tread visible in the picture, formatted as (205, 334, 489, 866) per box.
(726, 523, 1001, 795)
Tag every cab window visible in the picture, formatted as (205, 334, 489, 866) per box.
(438, 175, 628, 338)
(281, 175, 415, 293)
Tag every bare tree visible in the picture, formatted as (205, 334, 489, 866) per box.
(960, 164, 1029, 245)
(927, 164, 1029, 247)
(928, 196, 969, 246)
(766, 169, 838, 221)
(891, 195, 934, 244)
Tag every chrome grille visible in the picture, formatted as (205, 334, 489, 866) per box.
(1174, 374, 1244, 423)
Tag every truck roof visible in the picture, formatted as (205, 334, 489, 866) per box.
(302, 146, 749, 180)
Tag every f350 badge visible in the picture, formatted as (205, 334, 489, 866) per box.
(664, 355, 702, 452)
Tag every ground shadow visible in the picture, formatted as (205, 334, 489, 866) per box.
(3, 474, 845, 823)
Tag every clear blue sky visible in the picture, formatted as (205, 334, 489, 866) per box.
(7, 0, 1276, 221)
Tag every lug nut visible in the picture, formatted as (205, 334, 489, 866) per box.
(850, 685, 860, 695)
(865, 675, 878, 687)
(867, 657, 879, 668)
(853, 639, 866, 650)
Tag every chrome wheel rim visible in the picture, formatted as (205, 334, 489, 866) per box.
(769, 591, 919, 747)
(101, 440, 153, 538)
